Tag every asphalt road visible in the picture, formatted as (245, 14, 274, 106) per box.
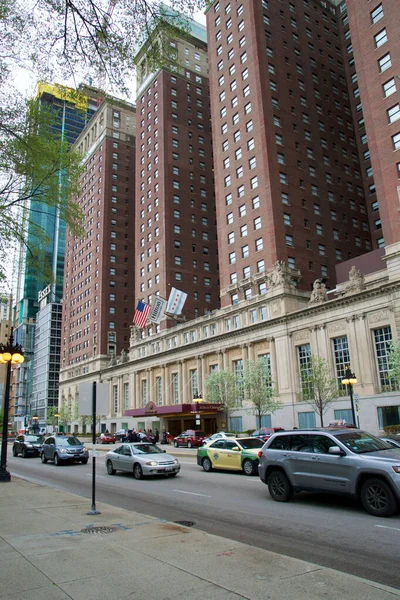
(7, 450, 400, 589)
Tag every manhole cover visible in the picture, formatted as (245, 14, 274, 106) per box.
(81, 526, 117, 535)
(173, 521, 196, 527)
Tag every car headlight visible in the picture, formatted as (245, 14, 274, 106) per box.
(82, 447, 87, 452)
(145, 461, 158, 466)
(173, 459, 179, 464)
(59, 448, 67, 453)
(392, 466, 400, 473)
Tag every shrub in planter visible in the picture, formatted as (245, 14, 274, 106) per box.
(383, 424, 400, 435)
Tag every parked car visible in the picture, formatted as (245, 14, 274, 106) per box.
(96, 433, 116, 444)
(380, 436, 400, 449)
(251, 427, 285, 442)
(202, 432, 237, 445)
(105, 443, 180, 479)
(173, 430, 206, 448)
(258, 428, 400, 517)
(115, 429, 128, 442)
(41, 435, 89, 466)
(197, 437, 264, 475)
(12, 434, 43, 458)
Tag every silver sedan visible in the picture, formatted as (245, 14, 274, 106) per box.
(105, 442, 180, 479)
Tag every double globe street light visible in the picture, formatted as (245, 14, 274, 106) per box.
(341, 366, 358, 427)
(0, 328, 24, 482)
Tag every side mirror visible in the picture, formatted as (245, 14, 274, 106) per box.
(328, 445, 345, 456)
(231, 446, 240, 452)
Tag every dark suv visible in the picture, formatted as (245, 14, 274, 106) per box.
(41, 435, 89, 466)
(12, 434, 43, 458)
(258, 428, 400, 517)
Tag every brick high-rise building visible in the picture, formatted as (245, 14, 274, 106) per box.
(344, 0, 400, 248)
(61, 98, 136, 368)
(206, 0, 374, 307)
(134, 17, 220, 330)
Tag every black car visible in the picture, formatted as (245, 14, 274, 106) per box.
(13, 434, 43, 458)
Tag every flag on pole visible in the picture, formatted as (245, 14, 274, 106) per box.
(166, 287, 187, 315)
(133, 300, 151, 328)
(149, 297, 167, 324)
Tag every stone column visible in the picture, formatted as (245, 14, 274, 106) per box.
(134, 372, 140, 409)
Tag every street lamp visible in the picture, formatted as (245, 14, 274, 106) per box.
(193, 394, 203, 431)
(0, 327, 24, 482)
(54, 413, 60, 433)
(31, 415, 39, 434)
(341, 366, 358, 427)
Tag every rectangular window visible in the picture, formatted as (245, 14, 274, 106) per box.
(387, 104, 400, 124)
(371, 3, 383, 24)
(383, 78, 397, 98)
(374, 28, 387, 48)
(298, 344, 312, 397)
(172, 373, 179, 404)
(378, 53, 392, 73)
(333, 336, 350, 391)
(374, 326, 396, 391)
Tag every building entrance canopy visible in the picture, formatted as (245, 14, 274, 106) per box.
(125, 401, 223, 418)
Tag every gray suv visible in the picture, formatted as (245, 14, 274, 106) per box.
(258, 429, 400, 517)
(41, 435, 89, 465)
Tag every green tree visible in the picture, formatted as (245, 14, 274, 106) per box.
(58, 401, 78, 432)
(0, 0, 206, 284)
(0, 99, 84, 284)
(243, 359, 282, 429)
(297, 355, 339, 427)
(205, 369, 239, 431)
(388, 339, 400, 391)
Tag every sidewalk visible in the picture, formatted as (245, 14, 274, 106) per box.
(0, 477, 398, 600)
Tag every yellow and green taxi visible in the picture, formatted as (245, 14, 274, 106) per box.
(197, 437, 264, 476)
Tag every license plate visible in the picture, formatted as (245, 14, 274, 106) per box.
(165, 467, 173, 472)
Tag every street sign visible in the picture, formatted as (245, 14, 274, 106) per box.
(79, 382, 109, 415)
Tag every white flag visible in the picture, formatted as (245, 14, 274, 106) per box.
(166, 287, 187, 315)
(149, 297, 167, 324)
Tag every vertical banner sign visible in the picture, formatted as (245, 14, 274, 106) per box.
(149, 297, 167, 324)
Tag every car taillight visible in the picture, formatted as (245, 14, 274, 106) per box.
(258, 451, 263, 458)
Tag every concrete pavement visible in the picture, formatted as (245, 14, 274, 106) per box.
(0, 473, 399, 599)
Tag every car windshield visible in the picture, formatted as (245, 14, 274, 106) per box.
(59, 437, 82, 446)
(25, 435, 42, 442)
(335, 431, 394, 454)
(237, 438, 264, 449)
(132, 444, 162, 454)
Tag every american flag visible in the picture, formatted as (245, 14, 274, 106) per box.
(133, 301, 151, 328)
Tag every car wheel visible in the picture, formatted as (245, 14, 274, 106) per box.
(12, 446, 18, 457)
(202, 457, 212, 472)
(22, 448, 27, 458)
(106, 460, 116, 475)
(133, 463, 143, 480)
(174, 440, 178, 448)
(268, 470, 293, 502)
(41, 452, 48, 464)
(187, 441, 192, 449)
(54, 453, 61, 466)
(243, 459, 256, 476)
(81, 458, 88, 465)
(361, 478, 398, 517)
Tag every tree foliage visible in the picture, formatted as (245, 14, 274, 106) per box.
(0, 0, 207, 286)
(58, 400, 78, 429)
(243, 359, 282, 429)
(297, 355, 339, 427)
(388, 339, 400, 391)
(0, 98, 84, 284)
(205, 369, 239, 428)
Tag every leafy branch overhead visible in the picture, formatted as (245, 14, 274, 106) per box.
(297, 354, 339, 427)
(0, 0, 207, 287)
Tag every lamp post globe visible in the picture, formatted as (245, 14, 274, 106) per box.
(341, 366, 358, 427)
(0, 328, 24, 482)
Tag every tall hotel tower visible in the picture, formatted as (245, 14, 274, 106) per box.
(134, 16, 220, 331)
(61, 98, 136, 370)
(206, 0, 375, 307)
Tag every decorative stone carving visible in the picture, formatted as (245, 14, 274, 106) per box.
(369, 309, 391, 324)
(120, 349, 128, 363)
(292, 330, 309, 342)
(328, 321, 346, 334)
(309, 278, 328, 305)
(267, 261, 295, 289)
(344, 266, 366, 295)
(109, 355, 117, 366)
(271, 300, 281, 316)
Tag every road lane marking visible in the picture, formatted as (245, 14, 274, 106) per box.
(173, 490, 211, 497)
(375, 524, 400, 532)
